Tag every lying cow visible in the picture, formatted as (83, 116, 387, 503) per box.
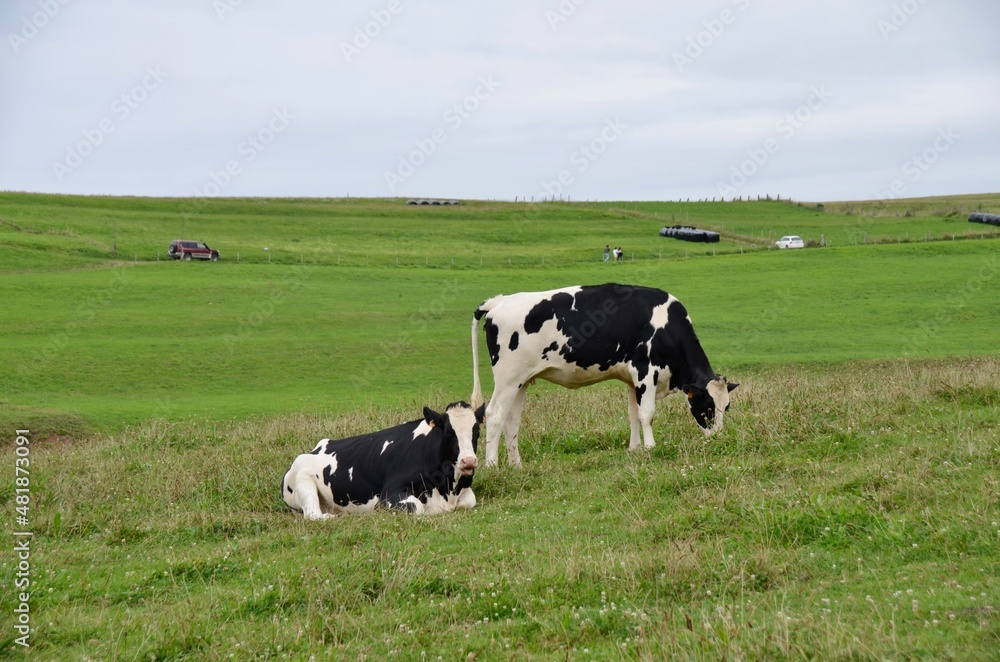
(282, 401, 485, 519)
(471, 284, 737, 466)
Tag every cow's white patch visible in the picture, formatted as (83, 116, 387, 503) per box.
(283, 452, 338, 520)
(704, 377, 731, 436)
(412, 419, 434, 439)
(650, 299, 673, 330)
(348, 466, 353, 482)
(421, 488, 458, 515)
(455, 487, 477, 510)
(445, 404, 479, 479)
(340, 496, 380, 515)
(399, 494, 426, 515)
(380, 439, 394, 454)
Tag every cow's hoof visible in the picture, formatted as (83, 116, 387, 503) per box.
(304, 513, 334, 521)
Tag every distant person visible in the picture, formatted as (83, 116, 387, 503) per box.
(614, 247, 622, 262)
(603, 245, 610, 262)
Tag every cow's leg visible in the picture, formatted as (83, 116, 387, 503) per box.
(485, 386, 520, 467)
(455, 487, 477, 510)
(636, 380, 657, 449)
(385, 492, 424, 514)
(501, 385, 528, 467)
(627, 386, 643, 450)
(293, 472, 332, 521)
(285, 456, 335, 520)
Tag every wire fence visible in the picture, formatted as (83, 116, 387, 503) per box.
(104, 227, 1000, 268)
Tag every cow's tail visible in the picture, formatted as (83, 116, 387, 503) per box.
(471, 297, 499, 408)
(471, 307, 486, 408)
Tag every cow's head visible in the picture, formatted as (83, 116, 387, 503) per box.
(424, 402, 486, 477)
(683, 377, 738, 436)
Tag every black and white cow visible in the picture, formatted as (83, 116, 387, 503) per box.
(282, 402, 485, 519)
(470, 284, 737, 466)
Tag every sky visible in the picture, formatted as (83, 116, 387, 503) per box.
(2, 0, 998, 203)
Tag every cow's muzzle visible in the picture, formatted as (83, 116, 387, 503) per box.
(459, 455, 478, 475)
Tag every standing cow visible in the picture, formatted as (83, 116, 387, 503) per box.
(470, 284, 737, 467)
(282, 401, 485, 519)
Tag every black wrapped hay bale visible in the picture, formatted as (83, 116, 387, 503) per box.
(968, 212, 1000, 226)
(406, 199, 462, 206)
(658, 225, 720, 243)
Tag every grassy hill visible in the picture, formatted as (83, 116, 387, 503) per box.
(1, 191, 998, 658)
(2, 192, 999, 438)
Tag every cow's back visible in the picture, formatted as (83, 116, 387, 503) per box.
(301, 419, 427, 507)
(482, 284, 677, 377)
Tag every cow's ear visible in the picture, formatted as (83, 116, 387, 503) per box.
(682, 384, 703, 399)
(727, 382, 739, 393)
(474, 403, 486, 424)
(423, 407, 443, 426)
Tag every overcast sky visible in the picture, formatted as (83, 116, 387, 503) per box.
(2, 0, 998, 202)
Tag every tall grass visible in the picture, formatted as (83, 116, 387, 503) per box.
(4, 358, 997, 658)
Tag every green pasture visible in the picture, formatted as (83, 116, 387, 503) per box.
(2, 192, 999, 437)
(1, 191, 998, 658)
(2, 191, 997, 272)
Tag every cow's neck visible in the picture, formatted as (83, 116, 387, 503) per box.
(667, 335, 716, 389)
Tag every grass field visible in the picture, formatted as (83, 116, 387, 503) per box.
(1, 192, 998, 658)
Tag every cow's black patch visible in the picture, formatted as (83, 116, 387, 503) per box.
(630, 344, 651, 382)
(509, 331, 519, 351)
(652, 299, 713, 391)
(683, 384, 714, 429)
(635, 383, 647, 405)
(286, 485, 293, 494)
(541, 341, 559, 360)
(525, 292, 574, 334)
(484, 319, 501, 367)
(538, 284, 669, 373)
